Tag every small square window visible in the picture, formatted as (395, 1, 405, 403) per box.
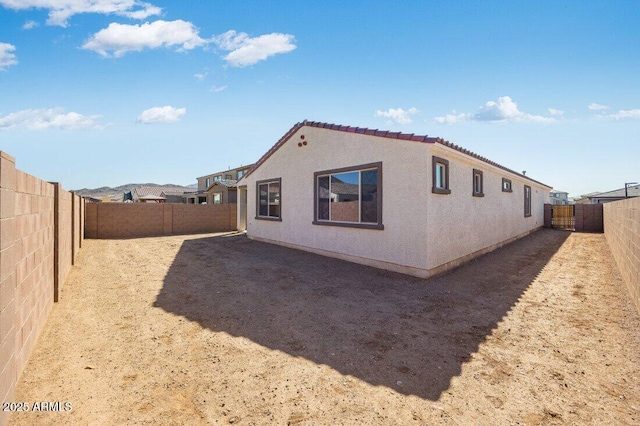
(473, 169, 484, 197)
(432, 156, 451, 195)
(502, 178, 512, 192)
(225, 174, 232, 180)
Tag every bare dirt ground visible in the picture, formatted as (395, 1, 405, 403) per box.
(10, 229, 640, 425)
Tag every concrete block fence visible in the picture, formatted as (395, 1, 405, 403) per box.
(84, 202, 237, 239)
(604, 198, 640, 314)
(0, 152, 84, 426)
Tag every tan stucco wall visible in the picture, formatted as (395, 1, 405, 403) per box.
(241, 126, 550, 278)
(242, 126, 432, 272)
(426, 144, 549, 270)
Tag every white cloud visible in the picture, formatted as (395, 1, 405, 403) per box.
(210, 85, 227, 93)
(434, 96, 555, 125)
(0, 42, 17, 70)
(22, 20, 39, 30)
(83, 20, 206, 57)
(0, 107, 103, 130)
(604, 109, 640, 120)
(137, 106, 185, 124)
(588, 103, 609, 111)
(374, 107, 418, 125)
(212, 30, 296, 67)
(0, 0, 161, 27)
(474, 96, 526, 121)
(548, 108, 564, 116)
(193, 72, 207, 81)
(434, 111, 471, 125)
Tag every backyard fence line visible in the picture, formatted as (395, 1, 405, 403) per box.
(604, 198, 640, 315)
(0, 151, 85, 426)
(84, 203, 237, 239)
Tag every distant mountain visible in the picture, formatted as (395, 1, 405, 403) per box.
(73, 183, 194, 201)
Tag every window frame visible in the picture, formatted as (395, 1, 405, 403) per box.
(502, 178, 513, 193)
(212, 193, 222, 204)
(237, 169, 246, 180)
(205, 177, 210, 188)
(524, 185, 532, 217)
(255, 178, 282, 221)
(432, 156, 451, 195)
(313, 162, 383, 230)
(472, 169, 484, 197)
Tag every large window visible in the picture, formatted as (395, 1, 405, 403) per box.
(237, 169, 246, 180)
(524, 185, 532, 217)
(256, 178, 281, 220)
(472, 169, 484, 197)
(432, 156, 451, 194)
(205, 177, 210, 187)
(212, 193, 222, 204)
(313, 162, 383, 229)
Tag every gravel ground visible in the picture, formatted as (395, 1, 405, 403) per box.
(10, 229, 640, 425)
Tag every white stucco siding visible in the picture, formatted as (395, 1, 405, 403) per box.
(243, 126, 432, 272)
(426, 144, 550, 270)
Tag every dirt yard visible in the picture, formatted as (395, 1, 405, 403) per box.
(9, 229, 640, 425)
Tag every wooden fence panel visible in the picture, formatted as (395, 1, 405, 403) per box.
(575, 204, 604, 233)
(551, 205, 575, 230)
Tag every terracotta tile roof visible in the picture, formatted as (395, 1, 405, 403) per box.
(161, 190, 190, 196)
(134, 185, 190, 198)
(206, 179, 238, 190)
(241, 120, 551, 189)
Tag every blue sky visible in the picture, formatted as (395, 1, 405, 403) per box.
(0, 1, 638, 197)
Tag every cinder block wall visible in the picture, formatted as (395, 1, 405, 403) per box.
(0, 152, 84, 426)
(84, 203, 237, 239)
(604, 198, 640, 314)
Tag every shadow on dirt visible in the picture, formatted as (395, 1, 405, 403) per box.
(153, 229, 570, 400)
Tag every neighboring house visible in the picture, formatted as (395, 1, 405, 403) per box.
(161, 190, 188, 204)
(574, 192, 600, 204)
(237, 120, 551, 279)
(185, 165, 253, 204)
(138, 194, 166, 203)
(206, 180, 238, 204)
(575, 184, 640, 204)
(132, 185, 189, 203)
(549, 190, 570, 205)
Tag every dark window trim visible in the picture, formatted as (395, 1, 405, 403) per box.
(312, 162, 384, 230)
(502, 178, 513, 193)
(524, 185, 532, 217)
(255, 177, 282, 221)
(432, 156, 451, 194)
(472, 169, 484, 197)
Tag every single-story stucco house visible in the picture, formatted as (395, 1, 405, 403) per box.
(237, 120, 551, 278)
